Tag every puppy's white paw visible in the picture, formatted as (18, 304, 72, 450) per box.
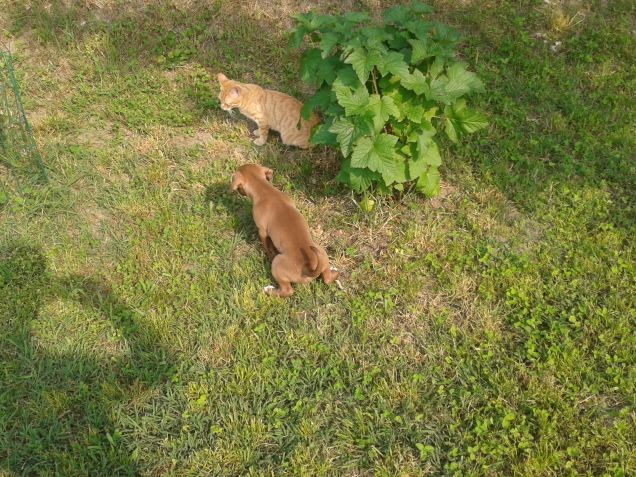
(263, 285, 276, 294)
(330, 266, 339, 272)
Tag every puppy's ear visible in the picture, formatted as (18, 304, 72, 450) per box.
(217, 73, 228, 83)
(263, 167, 273, 182)
(230, 172, 247, 196)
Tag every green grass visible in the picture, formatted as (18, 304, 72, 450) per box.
(1, 0, 635, 475)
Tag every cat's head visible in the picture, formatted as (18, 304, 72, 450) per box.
(217, 73, 241, 111)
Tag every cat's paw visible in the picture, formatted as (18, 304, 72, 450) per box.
(253, 137, 267, 146)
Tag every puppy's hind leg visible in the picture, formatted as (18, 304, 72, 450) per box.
(258, 228, 278, 261)
(264, 255, 294, 298)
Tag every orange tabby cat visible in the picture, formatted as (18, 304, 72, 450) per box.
(217, 73, 319, 149)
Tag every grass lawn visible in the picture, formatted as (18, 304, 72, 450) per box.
(1, 0, 634, 475)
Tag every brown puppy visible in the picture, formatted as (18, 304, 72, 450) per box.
(231, 164, 339, 297)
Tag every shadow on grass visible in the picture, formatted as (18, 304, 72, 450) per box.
(258, 146, 344, 200)
(0, 242, 175, 474)
(204, 180, 256, 239)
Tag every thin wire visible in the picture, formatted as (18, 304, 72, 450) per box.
(0, 50, 48, 182)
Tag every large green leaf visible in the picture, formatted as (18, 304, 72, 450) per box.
(456, 109, 488, 133)
(387, 26, 410, 50)
(445, 63, 484, 100)
(367, 94, 400, 132)
(290, 13, 335, 48)
(319, 32, 340, 58)
(351, 134, 402, 185)
(334, 12, 370, 35)
(444, 117, 458, 143)
(405, 20, 435, 41)
(400, 69, 428, 95)
(417, 140, 441, 167)
(444, 102, 488, 140)
(408, 124, 440, 179)
(329, 118, 356, 157)
(311, 118, 338, 146)
(377, 51, 410, 80)
(300, 48, 322, 84)
(335, 65, 361, 88)
(329, 115, 373, 156)
(406, 102, 426, 123)
(301, 87, 333, 119)
(429, 57, 446, 79)
(292, 12, 332, 30)
(423, 75, 452, 104)
(344, 48, 367, 82)
(383, 5, 410, 24)
(392, 156, 409, 184)
(415, 125, 438, 157)
(345, 48, 382, 83)
(362, 27, 394, 49)
(333, 81, 370, 116)
(432, 23, 461, 45)
(416, 166, 440, 197)
(384, 2, 432, 25)
(300, 49, 338, 86)
(288, 26, 308, 49)
(337, 159, 379, 193)
(408, 156, 426, 180)
(408, 38, 431, 63)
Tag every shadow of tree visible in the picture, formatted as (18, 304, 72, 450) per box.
(0, 242, 174, 474)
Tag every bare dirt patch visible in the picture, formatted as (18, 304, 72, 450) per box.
(169, 130, 214, 149)
(77, 203, 119, 242)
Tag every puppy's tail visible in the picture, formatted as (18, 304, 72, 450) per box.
(301, 246, 325, 278)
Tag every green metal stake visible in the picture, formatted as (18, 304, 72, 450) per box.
(0, 51, 48, 182)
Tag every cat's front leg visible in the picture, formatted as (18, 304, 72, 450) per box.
(254, 122, 269, 146)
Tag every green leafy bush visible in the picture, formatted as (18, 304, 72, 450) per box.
(290, 1, 488, 196)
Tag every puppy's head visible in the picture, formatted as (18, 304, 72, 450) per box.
(217, 73, 241, 111)
(230, 171, 247, 196)
(230, 164, 273, 196)
(261, 166, 273, 182)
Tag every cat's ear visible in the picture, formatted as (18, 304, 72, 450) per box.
(263, 167, 273, 182)
(228, 87, 240, 98)
(217, 73, 228, 83)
